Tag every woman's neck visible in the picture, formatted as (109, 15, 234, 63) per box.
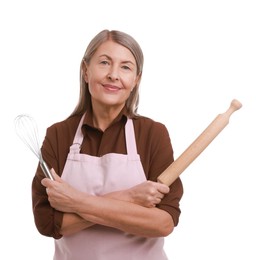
(92, 103, 124, 131)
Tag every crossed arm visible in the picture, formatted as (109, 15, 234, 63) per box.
(41, 169, 174, 238)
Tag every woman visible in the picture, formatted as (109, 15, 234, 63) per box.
(32, 29, 183, 260)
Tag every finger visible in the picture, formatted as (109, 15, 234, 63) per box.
(41, 168, 60, 187)
(41, 178, 49, 187)
(157, 183, 170, 194)
(50, 168, 61, 181)
(154, 198, 161, 204)
(157, 193, 164, 200)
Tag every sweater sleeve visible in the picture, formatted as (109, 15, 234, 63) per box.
(146, 121, 183, 226)
(31, 125, 64, 239)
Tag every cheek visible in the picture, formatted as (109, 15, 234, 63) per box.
(88, 68, 106, 85)
(125, 74, 138, 89)
(84, 66, 98, 83)
(85, 73, 97, 88)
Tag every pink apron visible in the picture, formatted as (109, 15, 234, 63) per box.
(54, 115, 168, 260)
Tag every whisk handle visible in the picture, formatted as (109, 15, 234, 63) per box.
(40, 160, 54, 180)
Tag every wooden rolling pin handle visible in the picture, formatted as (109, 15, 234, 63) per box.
(225, 99, 243, 117)
(157, 99, 242, 186)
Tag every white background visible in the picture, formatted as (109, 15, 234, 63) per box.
(1, 0, 255, 259)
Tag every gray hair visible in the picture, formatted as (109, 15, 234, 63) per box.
(70, 29, 144, 117)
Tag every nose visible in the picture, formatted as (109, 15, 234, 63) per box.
(107, 66, 119, 81)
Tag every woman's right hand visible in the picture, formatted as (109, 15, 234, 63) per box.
(127, 181, 170, 208)
(104, 181, 170, 208)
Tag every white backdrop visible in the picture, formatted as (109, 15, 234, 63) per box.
(1, 0, 255, 259)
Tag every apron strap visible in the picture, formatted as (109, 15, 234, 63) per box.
(73, 113, 86, 146)
(68, 114, 86, 153)
(125, 118, 138, 156)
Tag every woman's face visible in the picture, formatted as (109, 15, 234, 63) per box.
(83, 40, 140, 111)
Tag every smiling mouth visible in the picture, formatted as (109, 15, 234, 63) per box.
(103, 84, 121, 91)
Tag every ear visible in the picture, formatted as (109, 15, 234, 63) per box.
(134, 73, 142, 89)
(82, 61, 88, 83)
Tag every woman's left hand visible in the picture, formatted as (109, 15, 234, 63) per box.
(103, 180, 170, 208)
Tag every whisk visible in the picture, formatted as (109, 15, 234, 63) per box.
(14, 114, 54, 180)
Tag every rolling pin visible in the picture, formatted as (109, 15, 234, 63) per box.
(157, 99, 242, 186)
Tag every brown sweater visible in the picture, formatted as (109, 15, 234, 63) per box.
(32, 109, 183, 239)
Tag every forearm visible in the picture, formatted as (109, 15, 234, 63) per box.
(73, 194, 174, 237)
(43, 174, 173, 237)
(59, 190, 131, 236)
(60, 213, 94, 236)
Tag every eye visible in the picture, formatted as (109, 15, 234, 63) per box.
(122, 65, 131, 70)
(100, 60, 110, 65)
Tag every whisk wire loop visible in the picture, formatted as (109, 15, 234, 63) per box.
(15, 114, 42, 160)
(14, 114, 54, 180)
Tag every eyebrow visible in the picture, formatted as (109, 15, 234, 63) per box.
(99, 54, 136, 66)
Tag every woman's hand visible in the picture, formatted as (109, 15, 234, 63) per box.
(41, 168, 85, 213)
(127, 181, 170, 208)
(41, 169, 169, 211)
(104, 181, 170, 208)
(41, 170, 173, 237)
